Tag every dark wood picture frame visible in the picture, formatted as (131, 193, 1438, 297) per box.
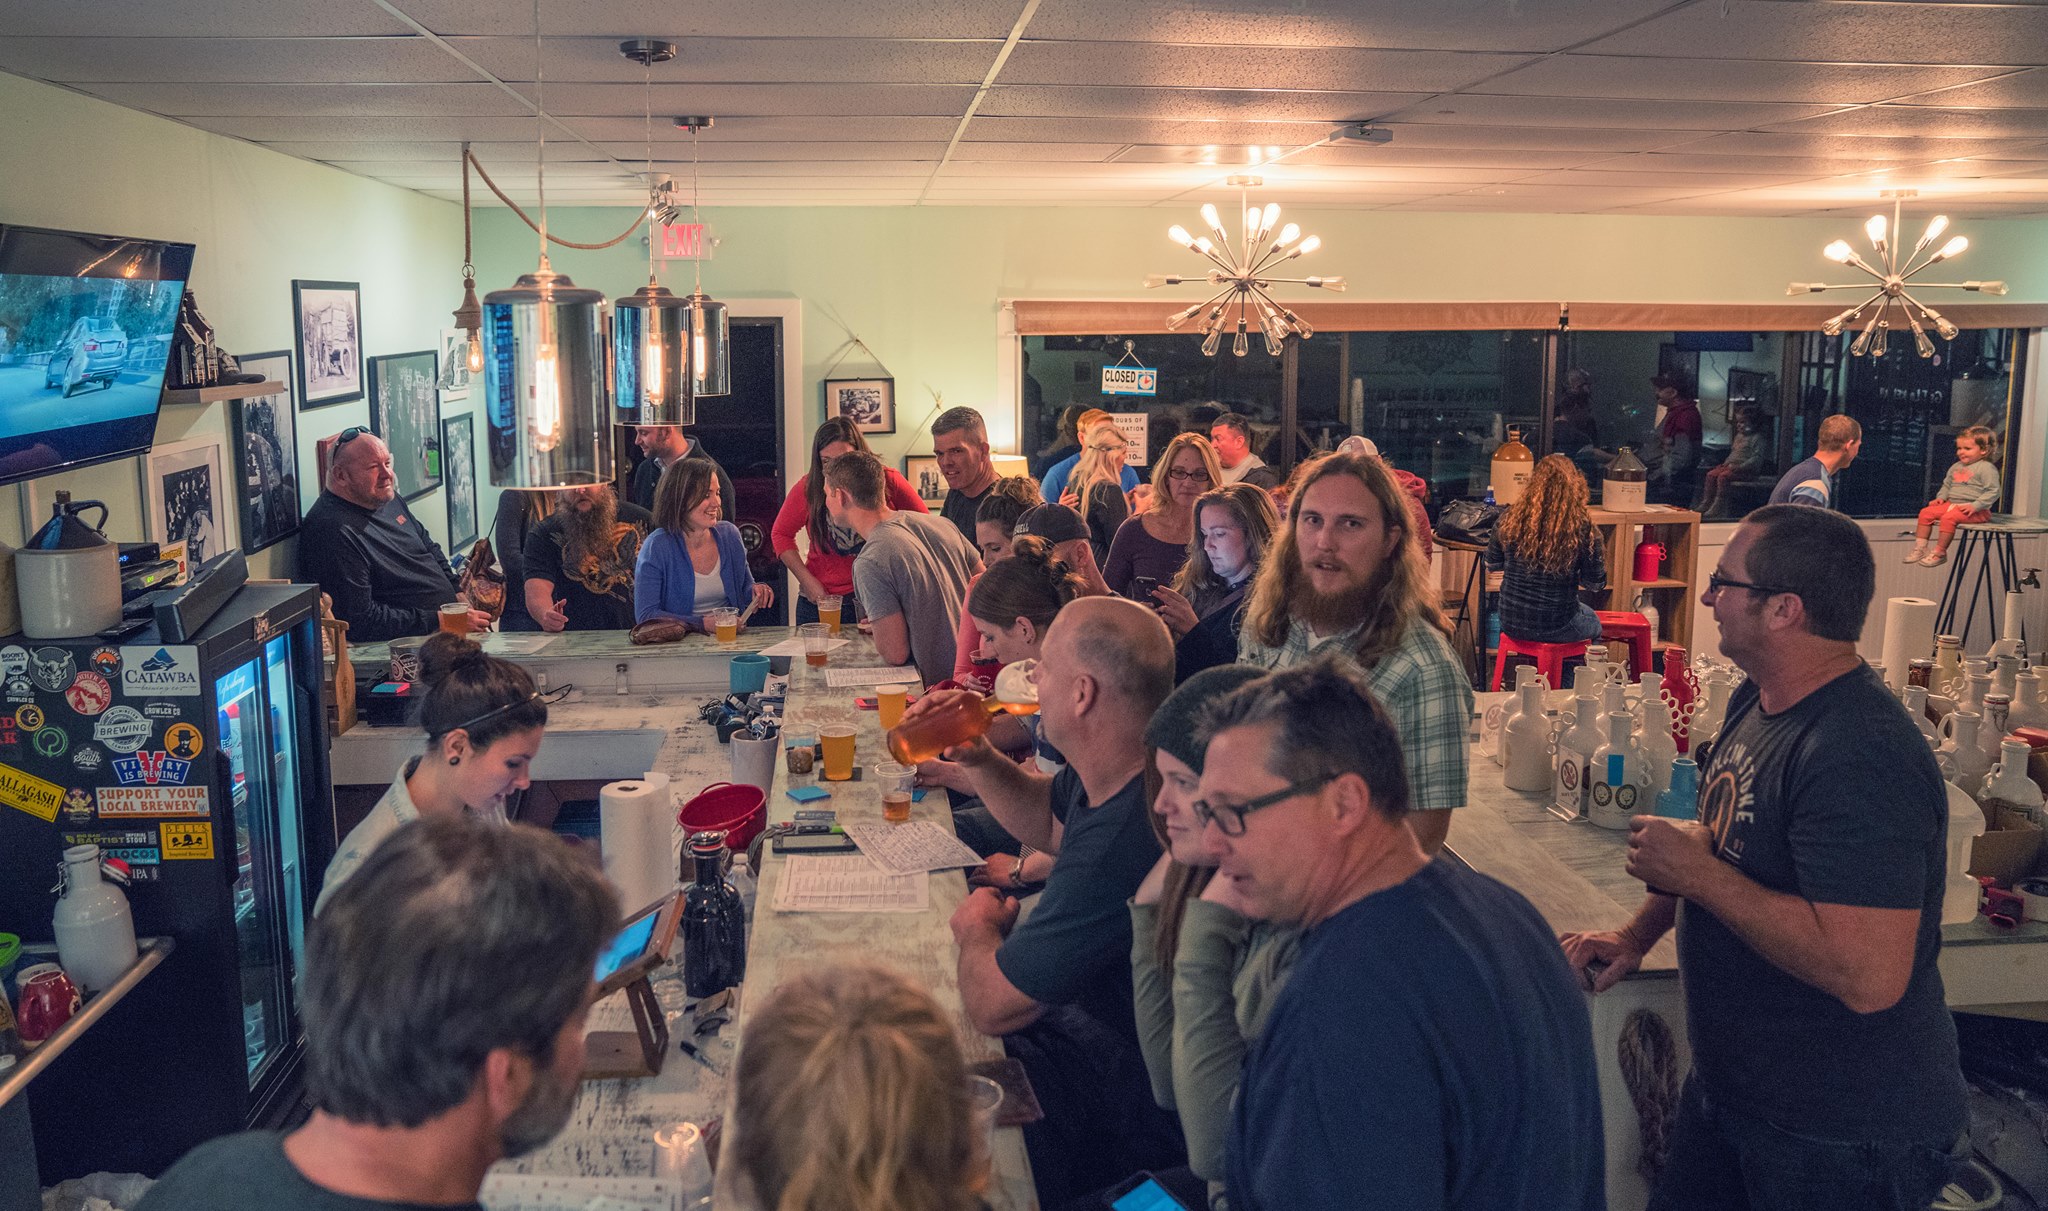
(228, 350, 301, 554)
(442, 411, 478, 551)
(292, 279, 364, 408)
(367, 349, 443, 501)
(825, 376, 895, 435)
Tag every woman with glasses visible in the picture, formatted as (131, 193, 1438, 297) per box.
(770, 417, 930, 625)
(1062, 418, 1133, 566)
(314, 632, 548, 914)
(1151, 482, 1279, 684)
(1126, 663, 1300, 1211)
(1483, 454, 1608, 647)
(1104, 432, 1222, 602)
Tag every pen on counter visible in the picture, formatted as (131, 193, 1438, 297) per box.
(677, 1038, 724, 1074)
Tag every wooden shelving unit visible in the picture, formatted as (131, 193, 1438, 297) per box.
(160, 379, 283, 406)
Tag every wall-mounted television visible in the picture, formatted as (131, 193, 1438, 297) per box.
(0, 224, 195, 488)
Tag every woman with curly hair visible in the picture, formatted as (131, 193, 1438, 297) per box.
(1483, 453, 1608, 644)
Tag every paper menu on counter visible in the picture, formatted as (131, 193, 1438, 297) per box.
(843, 821, 986, 875)
(480, 1173, 681, 1211)
(823, 665, 924, 688)
(772, 854, 930, 913)
(756, 635, 849, 658)
(483, 633, 557, 656)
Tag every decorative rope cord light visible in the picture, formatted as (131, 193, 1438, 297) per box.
(1145, 175, 1344, 357)
(482, 0, 612, 489)
(438, 142, 485, 390)
(611, 39, 694, 426)
(1787, 194, 2008, 358)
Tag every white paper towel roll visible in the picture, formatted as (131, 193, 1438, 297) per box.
(1879, 597, 1938, 691)
(601, 774, 676, 914)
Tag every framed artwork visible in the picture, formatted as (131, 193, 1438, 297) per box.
(825, 377, 894, 435)
(369, 350, 443, 501)
(902, 455, 946, 506)
(438, 326, 473, 403)
(228, 350, 301, 554)
(442, 412, 478, 551)
(292, 280, 364, 408)
(141, 434, 238, 568)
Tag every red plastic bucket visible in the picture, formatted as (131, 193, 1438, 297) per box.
(679, 781, 767, 850)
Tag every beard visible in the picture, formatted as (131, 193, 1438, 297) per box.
(1294, 559, 1377, 635)
(498, 1059, 579, 1159)
(562, 491, 618, 566)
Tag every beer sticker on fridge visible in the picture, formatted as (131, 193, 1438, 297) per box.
(111, 751, 192, 787)
(29, 647, 76, 693)
(119, 646, 202, 698)
(94, 706, 152, 754)
(160, 821, 214, 860)
(0, 646, 26, 679)
(65, 671, 112, 717)
(0, 761, 64, 823)
(97, 785, 211, 818)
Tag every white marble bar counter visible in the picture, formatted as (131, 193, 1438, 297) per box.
(334, 627, 1037, 1208)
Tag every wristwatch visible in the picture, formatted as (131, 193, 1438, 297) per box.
(1010, 845, 1036, 890)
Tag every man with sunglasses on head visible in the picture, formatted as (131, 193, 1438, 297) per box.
(1201, 652, 1601, 1211)
(1561, 505, 1966, 1211)
(300, 428, 492, 642)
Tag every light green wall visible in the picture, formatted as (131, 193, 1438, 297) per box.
(0, 72, 467, 578)
(479, 202, 2048, 468)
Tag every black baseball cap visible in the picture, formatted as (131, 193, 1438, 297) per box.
(1014, 504, 1089, 545)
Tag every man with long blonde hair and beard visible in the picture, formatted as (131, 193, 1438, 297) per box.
(1239, 451, 1471, 854)
(522, 483, 653, 632)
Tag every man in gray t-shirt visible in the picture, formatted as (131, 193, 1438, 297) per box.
(826, 449, 980, 685)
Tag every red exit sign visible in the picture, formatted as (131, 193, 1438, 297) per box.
(656, 223, 713, 260)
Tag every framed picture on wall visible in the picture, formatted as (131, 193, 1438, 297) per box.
(825, 377, 894, 435)
(443, 412, 478, 551)
(141, 434, 238, 569)
(228, 350, 301, 554)
(902, 455, 946, 506)
(292, 280, 364, 408)
(438, 327, 474, 403)
(368, 350, 443, 501)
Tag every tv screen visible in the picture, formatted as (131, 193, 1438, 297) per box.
(0, 224, 194, 487)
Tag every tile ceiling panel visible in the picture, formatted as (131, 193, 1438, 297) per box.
(946, 143, 1125, 161)
(1376, 94, 1847, 130)
(75, 82, 531, 118)
(1897, 68, 2048, 108)
(0, 0, 409, 36)
(587, 141, 948, 162)
(539, 83, 979, 117)
(262, 140, 544, 163)
(386, 0, 1027, 38)
(1361, 124, 1713, 151)
(998, 41, 1534, 92)
(1516, 168, 1826, 189)
(1588, 151, 1933, 176)
(1110, 144, 1598, 170)
(0, 36, 466, 84)
(568, 116, 960, 142)
(961, 115, 1349, 145)
(977, 86, 1433, 121)
(1025, 0, 1686, 53)
(1673, 131, 2048, 159)
(1478, 55, 2011, 105)
(180, 115, 552, 142)
(1450, 183, 1730, 204)
(1765, 105, 2048, 140)
(455, 36, 1002, 85)
(1582, 1, 2048, 67)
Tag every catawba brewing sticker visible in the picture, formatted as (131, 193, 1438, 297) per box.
(0, 761, 64, 822)
(118, 645, 203, 697)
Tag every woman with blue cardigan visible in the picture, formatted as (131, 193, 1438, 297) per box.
(634, 458, 774, 629)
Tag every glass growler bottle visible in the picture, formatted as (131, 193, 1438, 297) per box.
(886, 660, 1039, 765)
(681, 831, 747, 1000)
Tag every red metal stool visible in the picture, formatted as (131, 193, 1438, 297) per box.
(1596, 611, 1655, 679)
(1491, 634, 1590, 692)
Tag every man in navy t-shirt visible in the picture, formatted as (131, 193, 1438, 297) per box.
(1201, 653, 1603, 1211)
(1562, 505, 1965, 1211)
(1768, 413, 1862, 508)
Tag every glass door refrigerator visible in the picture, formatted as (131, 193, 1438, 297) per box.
(0, 583, 335, 1180)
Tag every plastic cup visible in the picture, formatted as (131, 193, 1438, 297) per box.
(768, 654, 792, 676)
(877, 684, 910, 730)
(875, 761, 915, 822)
(800, 622, 832, 668)
(818, 595, 844, 636)
(966, 1074, 1004, 1163)
(820, 724, 857, 781)
(438, 602, 471, 635)
(653, 1123, 713, 1204)
(708, 608, 739, 645)
(729, 653, 770, 694)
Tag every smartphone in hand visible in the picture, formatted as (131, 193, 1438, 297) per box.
(1127, 575, 1160, 606)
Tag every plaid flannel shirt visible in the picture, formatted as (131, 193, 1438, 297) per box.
(1239, 615, 1473, 812)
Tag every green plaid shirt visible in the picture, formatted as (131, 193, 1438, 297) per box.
(1239, 615, 1473, 812)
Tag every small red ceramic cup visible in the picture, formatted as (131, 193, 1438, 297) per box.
(16, 966, 81, 1049)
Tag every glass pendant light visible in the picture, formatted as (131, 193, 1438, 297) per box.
(611, 40, 693, 425)
(483, 0, 613, 488)
(674, 117, 730, 397)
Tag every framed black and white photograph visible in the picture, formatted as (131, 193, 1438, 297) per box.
(142, 434, 237, 568)
(368, 349, 442, 501)
(903, 454, 945, 506)
(438, 326, 473, 404)
(442, 412, 478, 551)
(229, 350, 300, 554)
(292, 280, 363, 408)
(825, 377, 894, 435)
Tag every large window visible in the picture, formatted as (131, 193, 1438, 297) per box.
(1018, 325, 2028, 521)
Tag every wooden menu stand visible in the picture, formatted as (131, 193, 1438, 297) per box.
(582, 976, 669, 1080)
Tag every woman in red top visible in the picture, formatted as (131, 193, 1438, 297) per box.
(771, 417, 928, 624)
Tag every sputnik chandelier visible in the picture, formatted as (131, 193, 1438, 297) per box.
(1146, 176, 1344, 357)
(1787, 194, 2007, 358)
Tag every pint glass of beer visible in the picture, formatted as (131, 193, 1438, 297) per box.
(818, 595, 843, 636)
(820, 724, 857, 781)
(439, 603, 471, 635)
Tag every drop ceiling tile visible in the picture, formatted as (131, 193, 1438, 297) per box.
(1478, 55, 2007, 105)
(186, 115, 548, 141)
(1581, 1, 2048, 67)
(1025, 0, 1683, 53)
(1283, 144, 1599, 169)
(1670, 131, 2043, 159)
(591, 141, 948, 162)
(947, 143, 1126, 161)
(0, 36, 468, 84)
(1516, 168, 1823, 189)
(1447, 182, 1732, 204)
(1364, 123, 1709, 152)
(962, 115, 1350, 145)
(387, 0, 1028, 38)
(999, 41, 1534, 92)
(264, 139, 539, 162)
(1895, 68, 2048, 109)
(1765, 105, 2048, 140)
(1380, 94, 1846, 130)
(0, 0, 410, 36)
(574, 116, 960, 142)
(978, 86, 1431, 122)
(520, 82, 977, 117)
(650, 161, 937, 177)
(1591, 151, 1922, 176)
(454, 36, 1001, 84)
(74, 82, 530, 117)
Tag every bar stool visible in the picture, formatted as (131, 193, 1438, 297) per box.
(1933, 519, 2048, 652)
(1491, 634, 1590, 692)
(1596, 611, 1655, 679)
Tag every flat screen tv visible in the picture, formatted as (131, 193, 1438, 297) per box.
(0, 224, 195, 487)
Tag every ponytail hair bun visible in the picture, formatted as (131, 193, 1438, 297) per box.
(415, 633, 545, 751)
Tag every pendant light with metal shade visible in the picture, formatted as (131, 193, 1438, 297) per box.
(483, 0, 613, 489)
(612, 38, 694, 426)
(672, 115, 730, 399)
